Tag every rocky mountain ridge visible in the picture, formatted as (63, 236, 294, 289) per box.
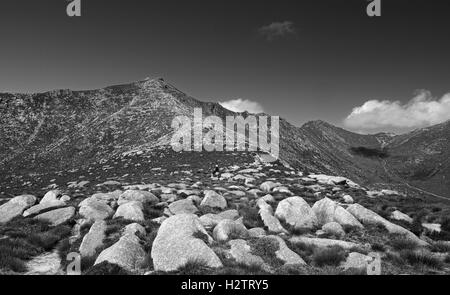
(1, 78, 449, 198)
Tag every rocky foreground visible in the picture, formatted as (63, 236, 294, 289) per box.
(1, 156, 450, 275)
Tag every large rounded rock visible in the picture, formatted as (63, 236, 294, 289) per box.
(347, 204, 428, 246)
(289, 236, 361, 250)
(80, 220, 107, 257)
(40, 191, 60, 204)
(266, 235, 306, 265)
(260, 181, 280, 193)
(248, 228, 266, 238)
(200, 190, 227, 209)
(0, 195, 37, 223)
(168, 199, 198, 215)
(199, 210, 240, 230)
(342, 195, 354, 204)
(151, 214, 223, 272)
(390, 210, 413, 223)
(94, 223, 146, 272)
(312, 197, 363, 229)
(275, 197, 318, 231)
(257, 199, 287, 234)
(114, 201, 144, 222)
(341, 252, 377, 273)
(23, 200, 66, 217)
(213, 219, 248, 242)
(79, 200, 114, 221)
(227, 239, 269, 269)
(88, 192, 121, 207)
(34, 207, 75, 226)
(118, 190, 159, 206)
(322, 222, 345, 238)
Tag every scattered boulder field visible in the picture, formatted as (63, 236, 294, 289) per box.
(1, 154, 450, 275)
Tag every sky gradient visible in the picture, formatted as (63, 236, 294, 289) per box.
(1, 0, 449, 133)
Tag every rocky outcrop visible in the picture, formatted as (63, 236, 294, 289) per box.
(151, 214, 223, 272)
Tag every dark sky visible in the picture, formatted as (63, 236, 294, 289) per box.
(1, 0, 449, 133)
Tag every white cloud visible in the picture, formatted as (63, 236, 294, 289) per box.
(258, 21, 296, 41)
(220, 99, 264, 114)
(344, 90, 450, 132)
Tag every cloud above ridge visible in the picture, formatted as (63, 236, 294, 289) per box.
(220, 99, 264, 114)
(344, 90, 450, 132)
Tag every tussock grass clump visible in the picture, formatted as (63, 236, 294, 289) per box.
(137, 223, 159, 271)
(389, 236, 419, 251)
(371, 242, 386, 252)
(276, 264, 366, 275)
(248, 237, 284, 268)
(312, 246, 347, 267)
(142, 203, 164, 220)
(400, 250, 443, 269)
(441, 218, 450, 232)
(286, 241, 315, 264)
(227, 226, 249, 241)
(174, 259, 211, 275)
(430, 241, 450, 253)
(156, 258, 271, 276)
(445, 254, 450, 264)
(84, 261, 131, 275)
(238, 205, 264, 229)
(0, 217, 73, 273)
(104, 218, 135, 236)
(215, 263, 271, 275)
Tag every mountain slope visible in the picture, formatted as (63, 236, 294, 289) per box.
(1, 78, 449, 198)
